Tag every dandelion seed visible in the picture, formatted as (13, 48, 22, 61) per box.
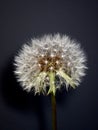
(14, 34, 87, 95)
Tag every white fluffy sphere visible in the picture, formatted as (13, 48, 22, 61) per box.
(14, 34, 87, 95)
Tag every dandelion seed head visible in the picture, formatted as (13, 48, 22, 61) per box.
(14, 34, 87, 95)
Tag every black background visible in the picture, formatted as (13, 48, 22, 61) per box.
(0, 0, 98, 130)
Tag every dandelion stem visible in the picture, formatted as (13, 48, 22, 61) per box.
(51, 93, 57, 130)
(49, 71, 57, 130)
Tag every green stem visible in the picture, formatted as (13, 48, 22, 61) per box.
(51, 93, 57, 130)
(48, 72, 56, 95)
(48, 71, 57, 130)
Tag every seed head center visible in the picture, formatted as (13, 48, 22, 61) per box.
(38, 54, 62, 72)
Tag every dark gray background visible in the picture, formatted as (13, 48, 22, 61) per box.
(0, 0, 98, 130)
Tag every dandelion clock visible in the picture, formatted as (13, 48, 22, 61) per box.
(14, 34, 87, 130)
